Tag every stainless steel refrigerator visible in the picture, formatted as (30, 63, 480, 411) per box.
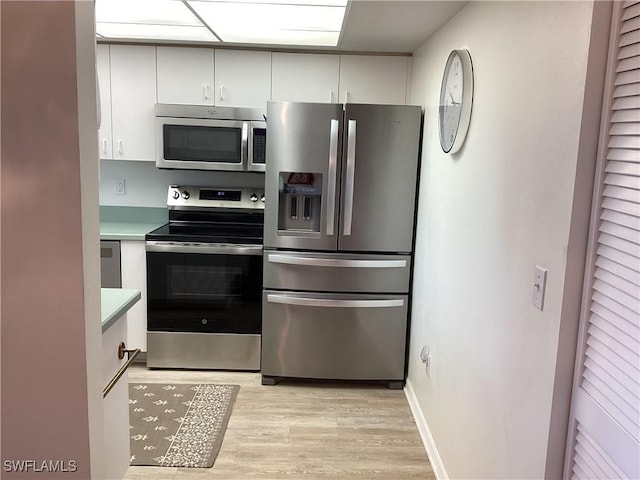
(262, 101, 422, 389)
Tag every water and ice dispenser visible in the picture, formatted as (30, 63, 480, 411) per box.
(277, 172, 322, 233)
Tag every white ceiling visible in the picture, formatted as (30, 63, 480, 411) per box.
(338, 1, 468, 53)
(97, 0, 469, 54)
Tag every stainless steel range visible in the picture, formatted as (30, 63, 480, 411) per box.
(145, 185, 264, 370)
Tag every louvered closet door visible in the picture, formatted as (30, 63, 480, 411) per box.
(566, 2, 640, 479)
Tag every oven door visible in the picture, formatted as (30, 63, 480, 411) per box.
(155, 117, 248, 171)
(146, 243, 262, 334)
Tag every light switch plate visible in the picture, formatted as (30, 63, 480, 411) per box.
(532, 265, 547, 311)
(115, 178, 126, 195)
(420, 345, 431, 378)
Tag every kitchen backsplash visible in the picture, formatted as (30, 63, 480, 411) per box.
(99, 160, 266, 207)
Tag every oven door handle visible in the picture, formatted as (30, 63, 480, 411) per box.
(146, 241, 263, 256)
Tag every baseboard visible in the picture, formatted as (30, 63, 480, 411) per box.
(404, 378, 448, 480)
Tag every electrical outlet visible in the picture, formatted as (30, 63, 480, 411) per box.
(420, 345, 431, 378)
(532, 265, 547, 310)
(114, 178, 126, 195)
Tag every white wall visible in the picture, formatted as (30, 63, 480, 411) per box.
(407, 2, 606, 479)
(1, 2, 101, 477)
(99, 160, 265, 207)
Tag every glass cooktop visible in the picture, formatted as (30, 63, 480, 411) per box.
(146, 222, 263, 245)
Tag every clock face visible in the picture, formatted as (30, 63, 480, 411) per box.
(439, 50, 473, 153)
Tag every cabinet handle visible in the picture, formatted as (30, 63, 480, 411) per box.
(204, 84, 210, 100)
(329, 90, 334, 103)
(117, 139, 123, 155)
(102, 139, 108, 154)
(103, 342, 140, 398)
(345, 90, 350, 103)
(220, 85, 225, 101)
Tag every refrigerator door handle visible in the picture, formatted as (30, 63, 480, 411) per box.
(266, 294, 404, 309)
(267, 254, 406, 268)
(326, 119, 339, 236)
(343, 119, 357, 236)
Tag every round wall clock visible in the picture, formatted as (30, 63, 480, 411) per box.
(438, 49, 474, 154)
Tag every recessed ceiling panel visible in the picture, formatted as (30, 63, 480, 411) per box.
(96, 24, 218, 42)
(96, 0, 201, 26)
(189, 1, 346, 46)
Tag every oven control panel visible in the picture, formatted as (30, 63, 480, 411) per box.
(167, 185, 265, 210)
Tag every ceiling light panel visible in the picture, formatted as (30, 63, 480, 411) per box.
(193, 0, 347, 5)
(188, 1, 346, 46)
(95, 0, 201, 26)
(96, 24, 218, 42)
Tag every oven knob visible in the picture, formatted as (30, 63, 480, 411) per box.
(181, 191, 190, 200)
(250, 194, 258, 203)
(260, 194, 265, 203)
(172, 190, 180, 199)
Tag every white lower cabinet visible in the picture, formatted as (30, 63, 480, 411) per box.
(102, 315, 130, 480)
(121, 240, 147, 352)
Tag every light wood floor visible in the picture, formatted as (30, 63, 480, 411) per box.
(125, 364, 434, 480)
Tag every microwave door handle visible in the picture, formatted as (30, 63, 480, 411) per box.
(241, 122, 249, 170)
(326, 119, 339, 236)
(343, 120, 356, 236)
(247, 124, 254, 170)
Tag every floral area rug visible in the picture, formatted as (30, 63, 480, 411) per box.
(128, 383, 239, 467)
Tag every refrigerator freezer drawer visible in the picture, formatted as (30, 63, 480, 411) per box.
(261, 290, 408, 381)
(263, 250, 411, 293)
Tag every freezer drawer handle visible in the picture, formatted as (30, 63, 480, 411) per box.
(267, 254, 406, 268)
(267, 294, 404, 308)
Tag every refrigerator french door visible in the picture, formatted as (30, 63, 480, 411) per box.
(262, 101, 422, 388)
(264, 102, 421, 253)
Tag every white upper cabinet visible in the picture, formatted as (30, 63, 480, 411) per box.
(96, 44, 112, 159)
(338, 55, 410, 105)
(157, 47, 214, 105)
(110, 45, 157, 161)
(214, 50, 271, 108)
(272, 53, 340, 103)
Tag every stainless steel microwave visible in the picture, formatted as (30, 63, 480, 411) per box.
(155, 104, 266, 172)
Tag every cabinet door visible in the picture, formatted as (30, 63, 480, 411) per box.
(272, 53, 339, 103)
(121, 240, 147, 352)
(338, 55, 410, 105)
(157, 46, 214, 105)
(96, 44, 112, 159)
(215, 50, 271, 108)
(110, 45, 157, 161)
(101, 315, 130, 480)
